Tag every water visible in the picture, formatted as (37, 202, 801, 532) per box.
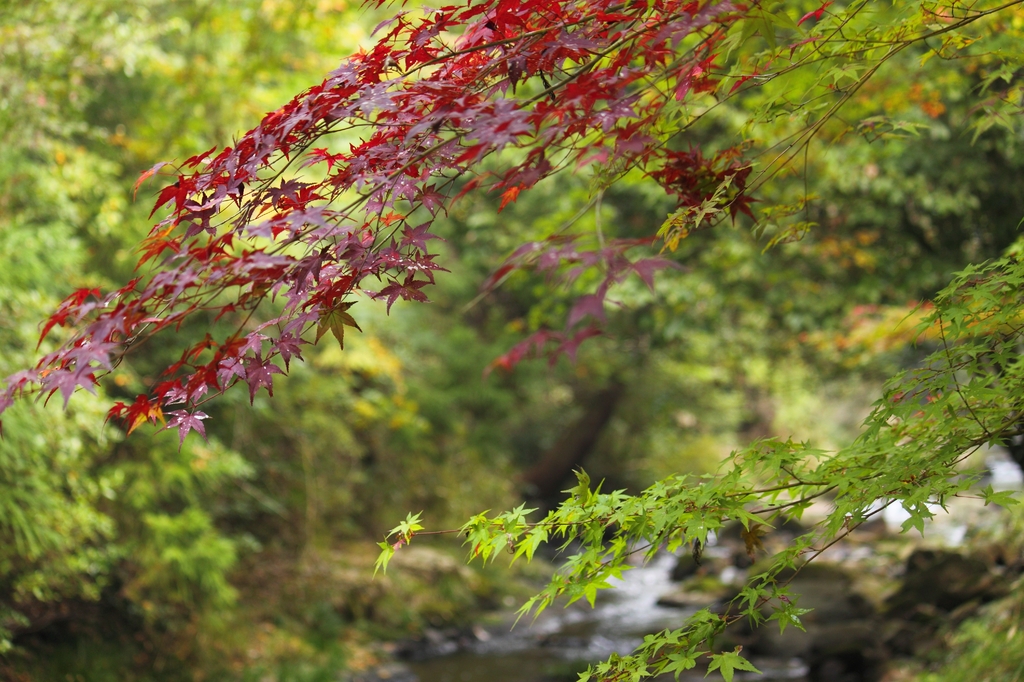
(407, 454, 1024, 682)
(408, 553, 806, 682)
(410, 553, 689, 682)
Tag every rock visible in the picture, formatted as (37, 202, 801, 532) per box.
(660, 571, 739, 608)
(670, 553, 701, 582)
(886, 549, 1008, 614)
(759, 563, 874, 624)
(883, 549, 1012, 659)
(738, 562, 884, 680)
(748, 619, 813, 659)
(747, 616, 885, 681)
(771, 516, 808, 540)
(807, 621, 886, 682)
(717, 517, 806, 542)
(656, 589, 726, 608)
(772, 561, 851, 584)
(851, 516, 887, 541)
(392, 628, 466, 660)
(883, 608, 942, 658)
(747, 617, 886, 680)
(715, 522, 742, 542)
(732, 552, 755, 569)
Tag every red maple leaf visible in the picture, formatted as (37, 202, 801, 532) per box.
(799, 1, 833, 25)
(1, 0, 757, 433)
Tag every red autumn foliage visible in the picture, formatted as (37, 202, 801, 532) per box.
(2, 0, 758, 443)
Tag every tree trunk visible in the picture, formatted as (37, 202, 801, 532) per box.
(521, 381, 624, 501)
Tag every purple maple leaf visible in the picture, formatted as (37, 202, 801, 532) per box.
(373, 276, 430, 313)
(217, 357, 247, 387)
(567, 293, 607, 327)
(165, 409, 210, 447)
(162, 382, 190, 405)
(274, 333, 306, 370)
(401, 223, 442, 252)
(268, 179, 309, 206)
(244, 355, 284, 403)
(64, 340, 119, 372)
(0, 390, 14, 416)
(42, 368, 97, 409)
(238, 333, 269, 357)
(631, 257, 679, 291)
(4, 369, 41, 390)
(416, 186, 447, 215)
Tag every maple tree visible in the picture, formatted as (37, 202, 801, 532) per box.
(2, 0, 1016, 439)
(0, 0, 770, 437)
(5, 0, 1024, 677)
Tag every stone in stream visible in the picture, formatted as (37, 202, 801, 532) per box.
(391, 625, 491, 661)
(656, 586, 734, 608)
(883, 548, 1012, 657)
(669, 552, 701, 582)
(727, 563, 886, 682)
(885, 548, 1009, 613)
(662, 519, 812, 609)
(806, 621, 887, 682)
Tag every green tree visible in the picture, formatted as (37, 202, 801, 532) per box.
(0, 0, 385, 665)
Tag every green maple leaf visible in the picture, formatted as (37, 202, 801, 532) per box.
(374, 541, 395, 576)
(662, 651, 697, 680)
(316, 301, 362, 350)
(706, 649, 759, 682)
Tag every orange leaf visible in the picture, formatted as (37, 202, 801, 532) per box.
(133, 161, 170, 200)
(127, 404, 164, 436)
(499, 185, 522, 212)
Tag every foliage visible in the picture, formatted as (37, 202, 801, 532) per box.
(0, 0, 388, 662)
(5, 0, 1024, 679)
(421, 251, 1024, 679)
(2, 1, 550, 675)
(6, 0, 1023, 440)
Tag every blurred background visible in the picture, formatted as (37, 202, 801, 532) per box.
(2, 1, 1024, 680)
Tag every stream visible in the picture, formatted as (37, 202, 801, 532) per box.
(404, 450, 1023, 682)
(407, 553, 806, 682)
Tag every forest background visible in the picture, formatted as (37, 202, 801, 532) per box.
(2, 0, 1024, 680)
